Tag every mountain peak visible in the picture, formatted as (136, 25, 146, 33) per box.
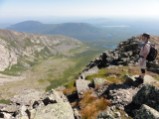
(8, 20, 44, 33)
(7, 21, 102, 41)
(13, 20, 43, 26)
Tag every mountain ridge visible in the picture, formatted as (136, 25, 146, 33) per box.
(0, 29, 82, 73)
(7, 21, 106, 41)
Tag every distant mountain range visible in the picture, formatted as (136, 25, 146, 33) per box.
(9, 20, 159, 49)
(7, 21, 107, 41)
(6, 19, 159, 43)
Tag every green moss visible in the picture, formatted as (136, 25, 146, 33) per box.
(86, 67, 128, 83)
(38, 79, 46, 84)
(46, 48, 102, 91)
(0, 99, 11, 104)
(86, 69, 107, 81)
(46, 62, 79, 91)
(1, 63, 26, 76)
(64, 80, 75, 88)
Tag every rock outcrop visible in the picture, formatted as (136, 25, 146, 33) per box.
(133, 84, 159, 111)
(73, 35, 159, 119)
(86, 37, 140, 69)
(134, 104, 159, 119)
(0, 89, 74, 119)
(86, 36, 159, 73)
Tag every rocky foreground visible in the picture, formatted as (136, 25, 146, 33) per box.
(74, 36, 159, 119)
(0, 36, 159, 119)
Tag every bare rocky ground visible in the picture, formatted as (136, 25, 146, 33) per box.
(74, 65, 159, 119)
(0, 89, 74, 119)
(67, 36, 159, 119)
(0, 35, 159, 119)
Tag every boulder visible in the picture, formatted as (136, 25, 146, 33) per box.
(93, 78, 106, 88)
(108, 85, 139, 110)
(133, 84, 159, 111)
(11, 89, 44, 106)
(76, 79, 91, 98)
(134, 104, 159, 119)
(82, 66, 99, 77)
(43, 89, 68, 103)
(32, 102, 74, 119)
(124, 75, 157, 86)
(1, 88, 74, 119)
(97, 106, 130, 119)
(1, 104, 19, 113)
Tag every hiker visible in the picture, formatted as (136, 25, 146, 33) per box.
(137, 33, 151, 83)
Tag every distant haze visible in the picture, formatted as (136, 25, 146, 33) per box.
(0, 0, 159, 25)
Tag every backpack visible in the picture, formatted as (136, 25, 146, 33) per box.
(146, 44, 158, 61)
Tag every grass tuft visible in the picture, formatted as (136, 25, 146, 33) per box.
(0, 99, 11, 104)
(80, 90, 111, 119)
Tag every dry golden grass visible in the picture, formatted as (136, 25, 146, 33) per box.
(71, 101, 79, 108)
(79, 90, 97, 108)
(63, 87, 76, 95)
(94, 98, 110, 110)
(80, 104, 97, 119)
(127, 66, 140, 75)
(80, 90, 111, 119)
(106, 76, 123, 84)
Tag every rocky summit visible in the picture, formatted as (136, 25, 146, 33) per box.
(0, 35, 159, 119)
(70, 35, 159, 119)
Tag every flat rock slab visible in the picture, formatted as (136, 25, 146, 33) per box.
(76, 80, 91, 98)
(29, 102, 74, 119)
(131, 75, 157, 84)
(93, 78, 106, 88)
(11, 89, 44, 105)
(81, 66, 99, 78)
(125, 75, 158, 85)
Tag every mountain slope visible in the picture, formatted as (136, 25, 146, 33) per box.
(8, 21, 45, 33)
(0, 29, 82, 73)
(63, 35, 159, 119)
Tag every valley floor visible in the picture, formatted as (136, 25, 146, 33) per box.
(0, 46, 102, 99)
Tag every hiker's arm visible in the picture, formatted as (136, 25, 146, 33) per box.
(140, 45, 150, 66)
(142, 45, 150, 59)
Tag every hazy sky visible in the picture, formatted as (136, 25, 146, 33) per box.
(0, 0, 159, 23)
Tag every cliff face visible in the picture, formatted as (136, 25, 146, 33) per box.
(0, 29, 82, 72)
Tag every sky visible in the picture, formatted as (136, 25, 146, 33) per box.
(0, 0, 159, 24)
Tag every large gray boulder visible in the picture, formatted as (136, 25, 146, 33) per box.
(0, 89, 75, 119)
(30, 102, 74, 119)
(134, 104, 159, 119)
(133, 84, 159, 111)
(97, 106, 130, 119)
(108, 84, 139, 110)
(76, 79, 91, 98)
(11, 89, 44, 106)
